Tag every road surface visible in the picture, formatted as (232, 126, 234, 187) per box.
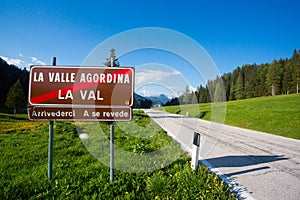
(145, 109, 300, 200)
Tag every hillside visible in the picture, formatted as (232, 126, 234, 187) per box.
(163, 94, 300, 140)
(147, 94, 170, 105)
(0, 57, 29, 110)
(166, 49, 300, 106)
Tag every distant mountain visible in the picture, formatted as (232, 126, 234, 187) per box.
(134, 93, 148, 102)
(133, 93, 152, 108)
(133, 93, 170, 108)
(147, 94, 170, 105)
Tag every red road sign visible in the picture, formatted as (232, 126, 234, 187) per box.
(27, 106, 132, 121)
(28, 66, 134, 107)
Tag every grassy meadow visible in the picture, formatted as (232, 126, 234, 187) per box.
(163, 93, 300, 140)
(0, 111, 235, 199)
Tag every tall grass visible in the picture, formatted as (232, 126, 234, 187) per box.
(0, 111, 235, 199)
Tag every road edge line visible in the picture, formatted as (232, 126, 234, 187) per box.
(148, 112, 255, 200)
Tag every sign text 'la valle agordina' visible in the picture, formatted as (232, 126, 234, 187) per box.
(27, 66, 134, 121)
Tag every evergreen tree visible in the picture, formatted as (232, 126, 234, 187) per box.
(5, 79, 25, 114)
(191, 91, 198, 104)
(214, 81, 224, 102)
(141, 99, 152, 108)
(243, 64, 258, 98)
(222, 73, 231, 101)
(278, 58, 286, 94)
(206, 80, 215, 102)
(291, 49, 300, 93)
(182, 85, 191, 104)
(165, 97, 179, 106)
(266, 60, 283, 96)
(205, 85, 211, 103)
(164, 49, 300, 107)
(257, 64, 268, 96)
(229, 67, 240, 100)
(198, 85, 207, 103)
(104, 48, 120, 67)
(282, 61, 294, 94)
(0, 58, 29, 109)
(235, 70, 245, 99)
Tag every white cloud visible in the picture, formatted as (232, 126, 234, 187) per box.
(136, 69, 181, 85)
(134, 69, 191, 98)
(1, 55, 46, 69)
(29, 56, 46, 65)
(1, 56, 24, 66)
(135, 85, 183, 99)
(188, 85, 197, 92)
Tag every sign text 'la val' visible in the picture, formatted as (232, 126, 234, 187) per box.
(27, 66, 134, 121)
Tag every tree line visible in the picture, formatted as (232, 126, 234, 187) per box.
(2, 49, 300, 112)
(166, 49, 300, 105)
(0, 57, 29, 112)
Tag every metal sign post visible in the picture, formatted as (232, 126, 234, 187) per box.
(27, 56, 134, 181)
(48, 121, 54, 179)
(110, 56, 115, 182)
(110, 122, 114, 182)
(48, 57, 56, 180)
(191, 132, 201, 170)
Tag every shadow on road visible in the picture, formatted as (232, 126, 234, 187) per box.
(200, 155, 288, 168)
(224, 166, 271, 177)
(199, 155, 288, 177)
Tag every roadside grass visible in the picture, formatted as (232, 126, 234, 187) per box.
(162, 93, 300, 140)
(0, 113, 46, 135)
(0, 111, 235, 199)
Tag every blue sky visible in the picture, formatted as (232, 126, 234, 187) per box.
(1, 0, 299, 97)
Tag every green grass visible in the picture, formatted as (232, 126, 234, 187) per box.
(162, 93, 300, 140)
(0, 111, 235, 199)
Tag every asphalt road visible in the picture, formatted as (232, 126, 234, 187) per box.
(145, 109, 300, 200)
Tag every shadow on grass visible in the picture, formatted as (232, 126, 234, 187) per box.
(196, 111, 208, 119)
(134, 111, 148, 117)
(176, 109, 181, 114)
(0, 113, 28, 121)
(148, 115, 184, 119)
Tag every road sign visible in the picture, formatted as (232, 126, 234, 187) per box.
(28, 66, 134, 107)
(27, 106, 132, 121)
